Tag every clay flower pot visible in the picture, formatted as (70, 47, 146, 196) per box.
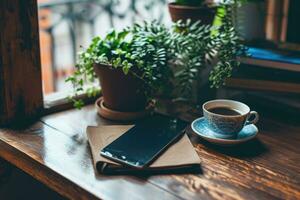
(93, 63, 147, 112)
(168, 2, 216, 25)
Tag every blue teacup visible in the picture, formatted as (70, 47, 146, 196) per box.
(203, 99, 259, 139)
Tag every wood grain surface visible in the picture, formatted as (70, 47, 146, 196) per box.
(0, 0, 43, 125)
(0, 103, 300, 200)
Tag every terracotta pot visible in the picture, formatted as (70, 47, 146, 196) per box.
(168, 2, 216, 25)
(94, 63, 147, 112)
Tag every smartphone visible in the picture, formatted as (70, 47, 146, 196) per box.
(100, 115, 187, 168)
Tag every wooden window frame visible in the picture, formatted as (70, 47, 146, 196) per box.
(0, 0, 96, 126)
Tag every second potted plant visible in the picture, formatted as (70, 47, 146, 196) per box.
(168, 0, 216, 24)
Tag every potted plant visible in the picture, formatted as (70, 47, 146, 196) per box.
(67, 23, 175, 113)
(168, 0, 216, 24)
(78, 30, 149, 112)
(66, 19, 246, 119)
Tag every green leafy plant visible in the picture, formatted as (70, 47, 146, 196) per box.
(210, 0, 248, 87)
(170, 20, 215, 95)
(66, 17, 246, 109)
(130, 21, 174, 96)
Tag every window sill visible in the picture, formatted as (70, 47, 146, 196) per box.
(43, 91, 101, 116)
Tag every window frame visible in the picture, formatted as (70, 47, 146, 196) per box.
(0, 0, 95, 126)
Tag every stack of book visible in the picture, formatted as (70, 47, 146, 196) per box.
(223, 46, 300, 111)
(228, 47, 300, 94)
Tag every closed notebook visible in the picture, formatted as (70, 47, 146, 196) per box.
(86, 125, 201, 174)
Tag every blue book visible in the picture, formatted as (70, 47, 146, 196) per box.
(247, 47, 300, 65)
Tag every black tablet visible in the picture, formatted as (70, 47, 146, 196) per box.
(100, 115, 187, 168)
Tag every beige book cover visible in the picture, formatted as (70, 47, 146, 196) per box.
(86, 125, 201, 174)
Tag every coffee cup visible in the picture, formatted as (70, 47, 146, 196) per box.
(202, 99, 259, 139)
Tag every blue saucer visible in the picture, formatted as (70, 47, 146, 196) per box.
(191, 117, 258, 146)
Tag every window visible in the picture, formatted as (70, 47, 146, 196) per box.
(37, 0, 169, 95)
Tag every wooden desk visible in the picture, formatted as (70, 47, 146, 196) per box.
(0, 104, 299, 200)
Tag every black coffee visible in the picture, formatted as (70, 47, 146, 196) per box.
(208, 107, 241, 116)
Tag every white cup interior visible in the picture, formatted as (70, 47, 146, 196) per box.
(203, 99, 250, 116)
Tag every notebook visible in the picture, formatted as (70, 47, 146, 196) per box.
(86, 125, 201, 174)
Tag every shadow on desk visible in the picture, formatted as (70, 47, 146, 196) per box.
(196, 138, 268, 159)
(94, 164, 203, 177)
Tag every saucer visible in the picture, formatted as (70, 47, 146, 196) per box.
(191, 117, 258, 146)
(95, 97, 152, 121)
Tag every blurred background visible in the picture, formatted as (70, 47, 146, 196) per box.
(38, 0, 300, 107)
(38, 0, 169, 94)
